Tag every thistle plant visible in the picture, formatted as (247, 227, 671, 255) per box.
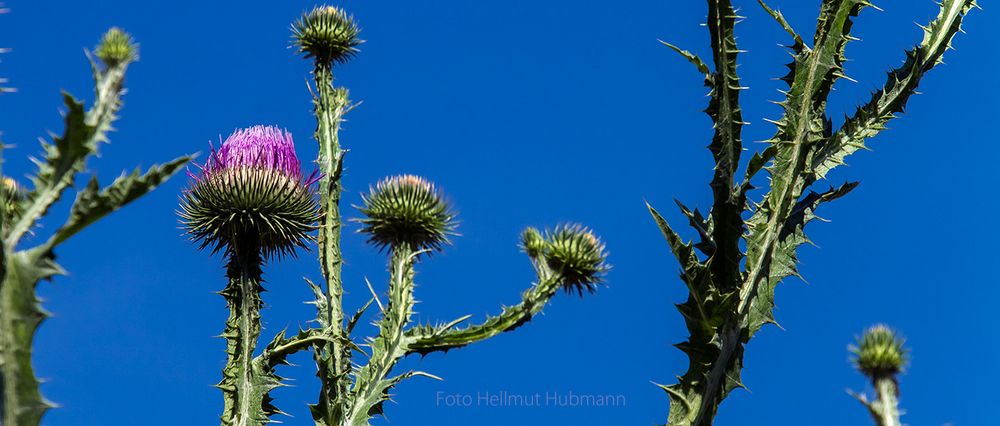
(180, 126, 320, 424)
(849, 325, 908, 426)
(180, 6, 608, 426)
(649, 1, 976, 424)
(0, 28, 190, 426)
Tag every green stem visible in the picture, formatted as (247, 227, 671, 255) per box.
(5, 60, 128, 248)
(345, 245, 417, 425)
(0, 250, 55, 426)
(0, 59, 125, 424)
(219, 238, 268, 426)
(871, 377, 901, 426)
(404, 260, 562, 355)
(311, 61, 352, 424)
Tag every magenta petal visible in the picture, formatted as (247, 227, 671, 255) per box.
(203, 125, 303, 180)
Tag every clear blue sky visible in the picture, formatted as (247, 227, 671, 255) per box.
(1, 1, 996, 425)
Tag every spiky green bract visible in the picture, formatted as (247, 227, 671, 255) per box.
(357, 175, 455, 252)
(180, 168, 320, 259)
(520, 227, 546, 259)
(653, 1, 976, 425)
(2, 177, 22, 231)
(94, 27, 137, 67)
(292, 5, 362, 64)
(543, 224, 608, 294)
(852, 324, 907, 380)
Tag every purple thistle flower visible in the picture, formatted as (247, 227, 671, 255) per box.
(180, 125, 320, 259)
(204, 125, 304, 181)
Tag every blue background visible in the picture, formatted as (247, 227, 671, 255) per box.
(1, 1, 996, 425)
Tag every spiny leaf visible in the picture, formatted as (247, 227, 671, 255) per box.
(744, 0, 871, 341)
(704, 0, 746, 295)
(2, 36, 141, 426)
(747, 181, 857, 335)
(674, 200, 716, 256)
(8, 95, 96, 244)
(650, 202, 742, 426)
(404, 226, 604, 355)
(648, 203, 702, 274)
(0, 250, 62, 426)
(342, 247, 418, 425)
(809, 0, 977, 185)
(656, 2, 975, 425)
(49, 155, 191, 247)
(404, 275, 563, 356)
(659, 40, 711, 78)
(8, 47, 133, 245)
(757, 0, 807, 52)
(346, 298, 376, 334)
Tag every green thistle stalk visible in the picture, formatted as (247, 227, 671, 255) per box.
(180, 126, 319, 425)
(650, 1, 976, 424)
(849, 325, 907, 426)
(292, 6, 362, 423)
(405, 224, 607, 354)
(218, 237, 270, 425)
(241, 6, 609, 425)
(0, 27, 190, 426)
(344, 243, 418, 424)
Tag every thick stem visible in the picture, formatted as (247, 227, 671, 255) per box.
(311, 61, 352, 424)
(345, 245, 417, 425)
(219, 238, 267, 426)
(0, 250, 54, 426)
(871, 377, 901, 426)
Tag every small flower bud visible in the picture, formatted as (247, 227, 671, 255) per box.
(543, 224, 609, 294)
(851, 324, 908, 379)
(180, 126, 320, 259)
(95, 27, 137, 67)
(357, 175, 455, 251)
(292, 5, 362, 64)
(521, 227, 546, 258)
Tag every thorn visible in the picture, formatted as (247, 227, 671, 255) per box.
(365, 277, 385, 312)
(441, 314, 473, 331)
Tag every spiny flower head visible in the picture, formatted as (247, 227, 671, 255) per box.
(95, 27, 137, 66)
(357, 175, 455, 251)
(851, 324, 908, 379)
(180, 126, 319, 259)
(543, 224, 609, 294)
(292, 5, 362, 64)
